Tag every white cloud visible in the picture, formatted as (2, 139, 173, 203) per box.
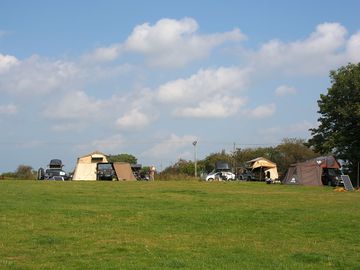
(157, 66, 250, 103)
(288, 121, 314, 133)
(0, 55, 79, 95)
(252, 22, 348, 75)
(89, 134, 126, 152)
(82, 44, 122, 63)
(275, 85, 297, 96)
(174, 95, 246, 118)
(0, 53, 20, 73)
(116, 108, 155, 130)
(346, 31, 360, 62)
(142, 134, 197, 159)
(249, 103, 276, 118)
(42, 91, 107, 120)
(124, 17, 245, 67)
(0, 103, 18, 115)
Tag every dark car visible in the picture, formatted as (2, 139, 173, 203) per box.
(237, 169, 256, 181)
(37, 159, 70, 180)
(322, 168, 343, 186)
(96, 163, 116, 181)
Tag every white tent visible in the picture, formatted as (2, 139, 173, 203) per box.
(72, 151, 108, 181)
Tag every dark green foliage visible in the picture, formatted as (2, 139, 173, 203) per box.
(14, 165, 36, 180)
(309, 63, 360, 178)
(107, 153, 137, 164)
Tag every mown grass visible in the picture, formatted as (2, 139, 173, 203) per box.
(0, 180, 359, 269)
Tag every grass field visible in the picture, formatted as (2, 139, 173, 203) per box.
(0, 180, 359, 270)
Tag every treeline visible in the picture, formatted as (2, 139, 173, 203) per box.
(0, 165, 37, 180)
(160, 138, 318, 179)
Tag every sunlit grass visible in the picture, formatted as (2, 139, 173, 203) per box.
(0, 180, 359, 269)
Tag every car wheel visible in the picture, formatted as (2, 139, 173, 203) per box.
(37, 168, 45, 180)
(207, 178, 214, 182)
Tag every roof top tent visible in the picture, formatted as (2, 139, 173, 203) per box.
(282, 156, 341, 186)
(215, 161, 231, 172)
(246, 157, 279, 181)
(72, 151, 108, 181)
(48, 159, 63, 169)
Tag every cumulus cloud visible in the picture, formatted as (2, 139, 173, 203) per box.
(0, 103, 18, 115)
(174, 95, 246, 118)
(275, 85, 297, 96)
(0, 53, 20, 73)
(42, 91, 108, 121)
(0, 55, 79, 95)
(82, 44, 122, 63)
(252, 22, 349, 75)
(116, 108, 155, 130)
(346, 31, 360, 62)
(157, 66, 250, 103)
(124, 17, 245, 67)
(249, 103, 276, 118)
(142, 134, 197, 159)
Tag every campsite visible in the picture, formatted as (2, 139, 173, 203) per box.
(1, 180, 359, 269)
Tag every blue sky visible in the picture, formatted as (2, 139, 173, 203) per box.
(1, 0, 360, 173)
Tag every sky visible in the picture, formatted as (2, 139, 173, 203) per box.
(1, 0, 360, 173)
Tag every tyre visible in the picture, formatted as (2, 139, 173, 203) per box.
(37, 168, 45, 180)
(207, 178, 214, 182)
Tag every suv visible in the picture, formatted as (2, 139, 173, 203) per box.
(322, 168, 343, 186)
(37, 159, 70, 180)
(97, 163, 116, 181)
(237, 169, 256, 181)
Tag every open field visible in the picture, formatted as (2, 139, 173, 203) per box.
(0, 180, 359, 270)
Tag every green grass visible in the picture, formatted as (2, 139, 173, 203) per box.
(0, 180, 359, 269)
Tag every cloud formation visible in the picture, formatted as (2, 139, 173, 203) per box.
(275, 85, 297, 96)
(116, 108, 155, 130)
(124, 17, 245, 67)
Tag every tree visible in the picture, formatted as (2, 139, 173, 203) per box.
(107, 153, 137, 164)
(15, 165, 36, 180)
(274, 138, 317, 175)
(308, 63, 360, 178)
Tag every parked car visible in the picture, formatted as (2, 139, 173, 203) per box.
(322, 168, 344, 186)
(237, 169, 256, 181)
(37, 159, 70, 181)
(96, 163, 116, 181)
(206, 171, 235, 181)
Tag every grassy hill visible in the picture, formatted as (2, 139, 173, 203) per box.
(0, 180, 359, 269)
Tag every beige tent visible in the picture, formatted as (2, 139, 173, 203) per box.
(72, 151, 108, 181)
(247, 157, 279, 180)
(113, 162, 136, 181)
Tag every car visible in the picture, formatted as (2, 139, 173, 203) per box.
(322, 168, 344, 186)
(97, 163, 116, 181)
(237, 169, 256, 181)
(37, 159, 70, 180)
(206, 171, 235, 181)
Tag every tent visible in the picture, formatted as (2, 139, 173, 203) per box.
(72, 151, 108, 181)
(282, 156, 341, 186)
(247, 157, 279, 180)
(113, 162, 136, 181)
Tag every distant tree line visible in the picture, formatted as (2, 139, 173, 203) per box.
(0, 165, 37, 180)
(160, 138, 318, 179)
